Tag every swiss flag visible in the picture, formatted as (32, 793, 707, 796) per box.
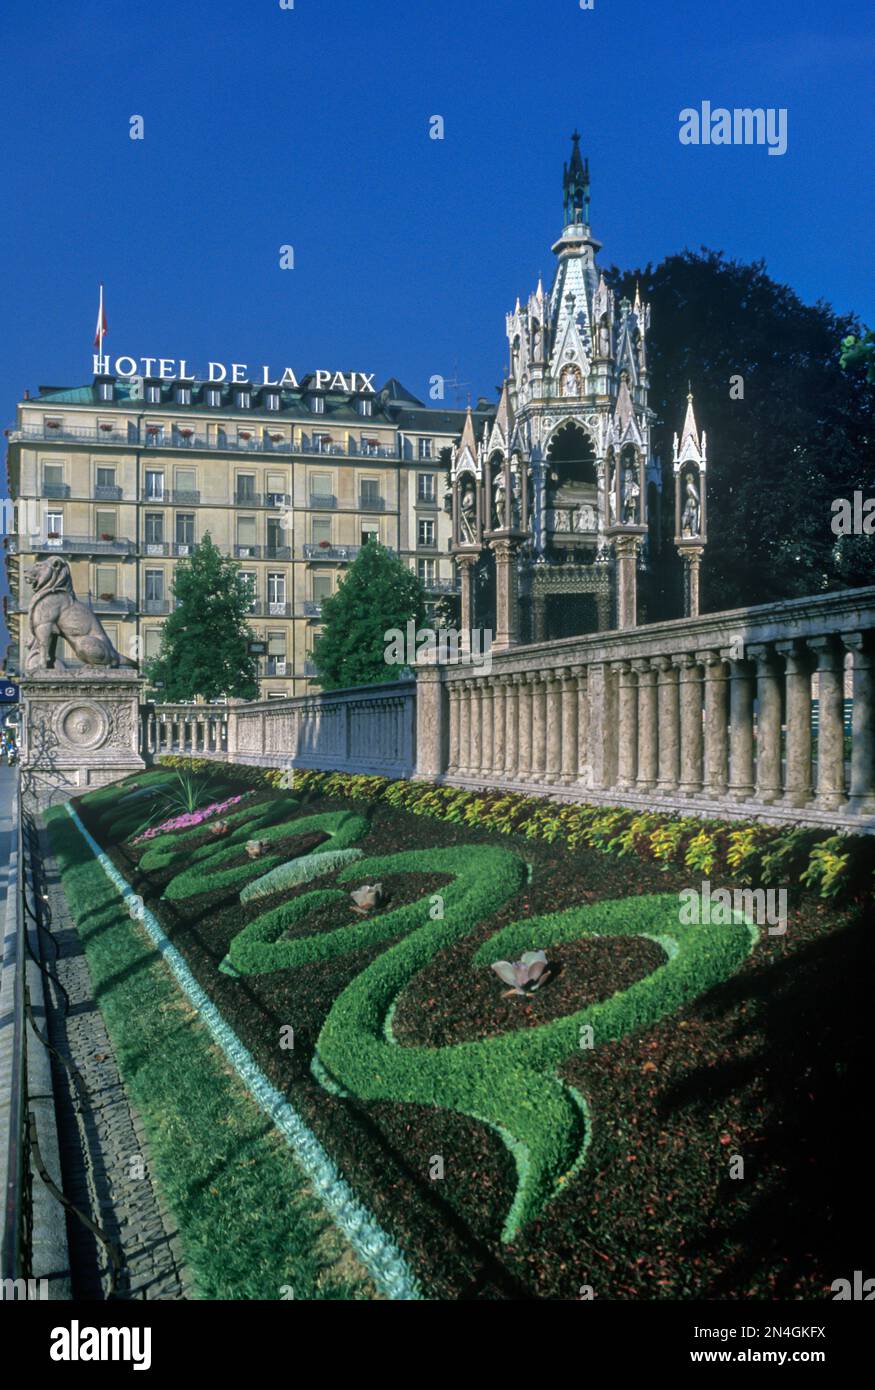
(93, 283, 107, 348)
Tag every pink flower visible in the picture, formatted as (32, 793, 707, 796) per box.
(131, 793, 249, 845)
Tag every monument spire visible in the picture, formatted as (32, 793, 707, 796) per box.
(563, 129, 590, 227)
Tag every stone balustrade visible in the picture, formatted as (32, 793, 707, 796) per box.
(415, 586, 875, 829)
(142, 679, 417, 779)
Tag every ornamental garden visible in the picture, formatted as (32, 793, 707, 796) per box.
(45, 760, 873, 1301)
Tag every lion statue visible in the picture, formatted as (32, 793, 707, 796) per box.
(25, 556, 138, 672)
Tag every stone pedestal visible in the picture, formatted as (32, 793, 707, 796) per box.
(20, 670, 145, 810)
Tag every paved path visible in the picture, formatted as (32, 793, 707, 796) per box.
(36, 813, 192, 1300)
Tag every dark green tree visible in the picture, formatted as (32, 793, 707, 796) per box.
(146, 534, 259, 700)
(608, 250, 875, 613)
(312, 540, 427, 689)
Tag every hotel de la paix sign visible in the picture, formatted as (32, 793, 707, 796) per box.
(92, 354, 376, 394)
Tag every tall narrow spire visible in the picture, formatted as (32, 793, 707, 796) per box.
(563, 130, 590, 227)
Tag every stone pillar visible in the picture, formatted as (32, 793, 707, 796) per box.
(674, 654, 703, 795)
(545, 673, 562, 785)
(529, 673, 547, 783)
(414, 666, 449, 781)
(446, 682, 460, 775)
(699, 649, 729, 799)
(532, 593, 547, 645)
(810, 637, 846, 809)
(613, 660, 638, 790)
(613, 534, 639, 630)
(469, 679, 482, 777)
(491, 540, 520, 652)
(457, 554, 476, 634)
(679, 547, 704, 618)
(457, 680, 471, 776)
(655, 657, 680, 794)
(559, 667, 578, 784)
(20, 670, 145, 810)
(492, 676, 506, 776)
(517, 673, 533, 781)
(573, 665, 588, 785)
(586, 662, 616, 790)
(632, 659, 658, 792)
(725, 656, 755, 801)
(505, 674, 521, 777)
(748, 643, 783, 805)
(775, 640, 815, 808)
(480, 679, 494, 776)
(845, 631, 875, 814)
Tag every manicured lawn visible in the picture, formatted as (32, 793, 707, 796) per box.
(56, 768, 873, 1300)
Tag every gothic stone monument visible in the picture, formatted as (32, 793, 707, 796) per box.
(20, 556, 144, 808)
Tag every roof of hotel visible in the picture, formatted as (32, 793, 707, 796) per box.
(22, 378, 495, 434)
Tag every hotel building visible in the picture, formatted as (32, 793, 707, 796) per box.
(5, 374, 488, 695)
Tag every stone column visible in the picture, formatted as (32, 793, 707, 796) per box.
(492, 676, 506, 776)
(457, 680, 471, 776)
(491, 539, 520, 652)
(414, 666, 449, 781)
(529, 672, 547, 783)
(586, 662, 616, 789)
(613, 660, 638, 790)
(699, 649, 729, 799)
(480, 679, 494, 776)
(505, 674, 521, 778)
(655, 657, 680, 793)
(725, 656, 755, 801)
(532, 594, 547, 645)
(632, 659, 658, 792)
(517, 673, 533, 781)
(545, 672, 562, 785)
(674, 654, 703, 795)
(613, 534, 639, 630)
(447, 681, 460, 775)
(748, 643, 783, 805)
(559, 667, 578, 784)
(775, 640, 815, 808)
(573, 665, 589, 785)
(845, 631, 875, 815)
(810, 637, 846, 809)
(469, 678, 483, 778)
(456, 553, 477, 636)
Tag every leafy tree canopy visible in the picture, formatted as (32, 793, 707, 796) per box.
(146, 534, 259, 700)
(608, 249, 875, 612)
(313, 540, 427, 690)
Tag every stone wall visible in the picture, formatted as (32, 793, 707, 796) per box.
(416, 585, 875, 831)
(142, 678, 417, 780)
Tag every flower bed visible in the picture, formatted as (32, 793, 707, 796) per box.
(56, 766, 873, 1300)
(132, 792, 250, 843)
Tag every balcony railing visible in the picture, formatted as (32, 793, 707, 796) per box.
(142, 597, 171, 614)
(235, 492, 262, 507)
(28, 533, 135, 555)
(92, 595, 136, 614)
(265, 657, 289, 677)
(94, 484, 123, 500)
(359, 495, 386, 511)
(302, 543, 361, 562)
(308, 493, 336, 509)
(171, 489, 201, 505)
(14, 425, 133, 445)
(298, 600, 323, 617)
(423, 579, 461, 594)
(41, 482, 71, 498)
(264, 544, 292, 561)
(235, 543, 262, 558)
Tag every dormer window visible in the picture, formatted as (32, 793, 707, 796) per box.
(357, 397, 373, 417)
(97, 380, 114, 402)
(309, 395, 325, 415)
(176, 385, 191, 406)
(236, 390, 251, 410)
(206, 387, 222, 408)
(145, 384, 161, 404)
(265, 392, 280, 412)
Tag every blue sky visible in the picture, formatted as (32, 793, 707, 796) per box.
(0, 0, 873, 420)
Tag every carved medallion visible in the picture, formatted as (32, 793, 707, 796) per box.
(55, 700, 110, 750)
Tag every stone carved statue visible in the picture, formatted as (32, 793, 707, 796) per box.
(681, 471, 701, 537)
(622, 464, 640, 525)
(510, 462, 522, 528)
(25, 556, 138, 672)
(459, 481, 478, 544)
(574, 503, 597, 532)
(492, 468, 507, 529)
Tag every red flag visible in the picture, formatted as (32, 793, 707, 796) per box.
(93, 284, 107, 349)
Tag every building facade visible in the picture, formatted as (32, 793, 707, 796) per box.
(5, 375, 488, 694)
